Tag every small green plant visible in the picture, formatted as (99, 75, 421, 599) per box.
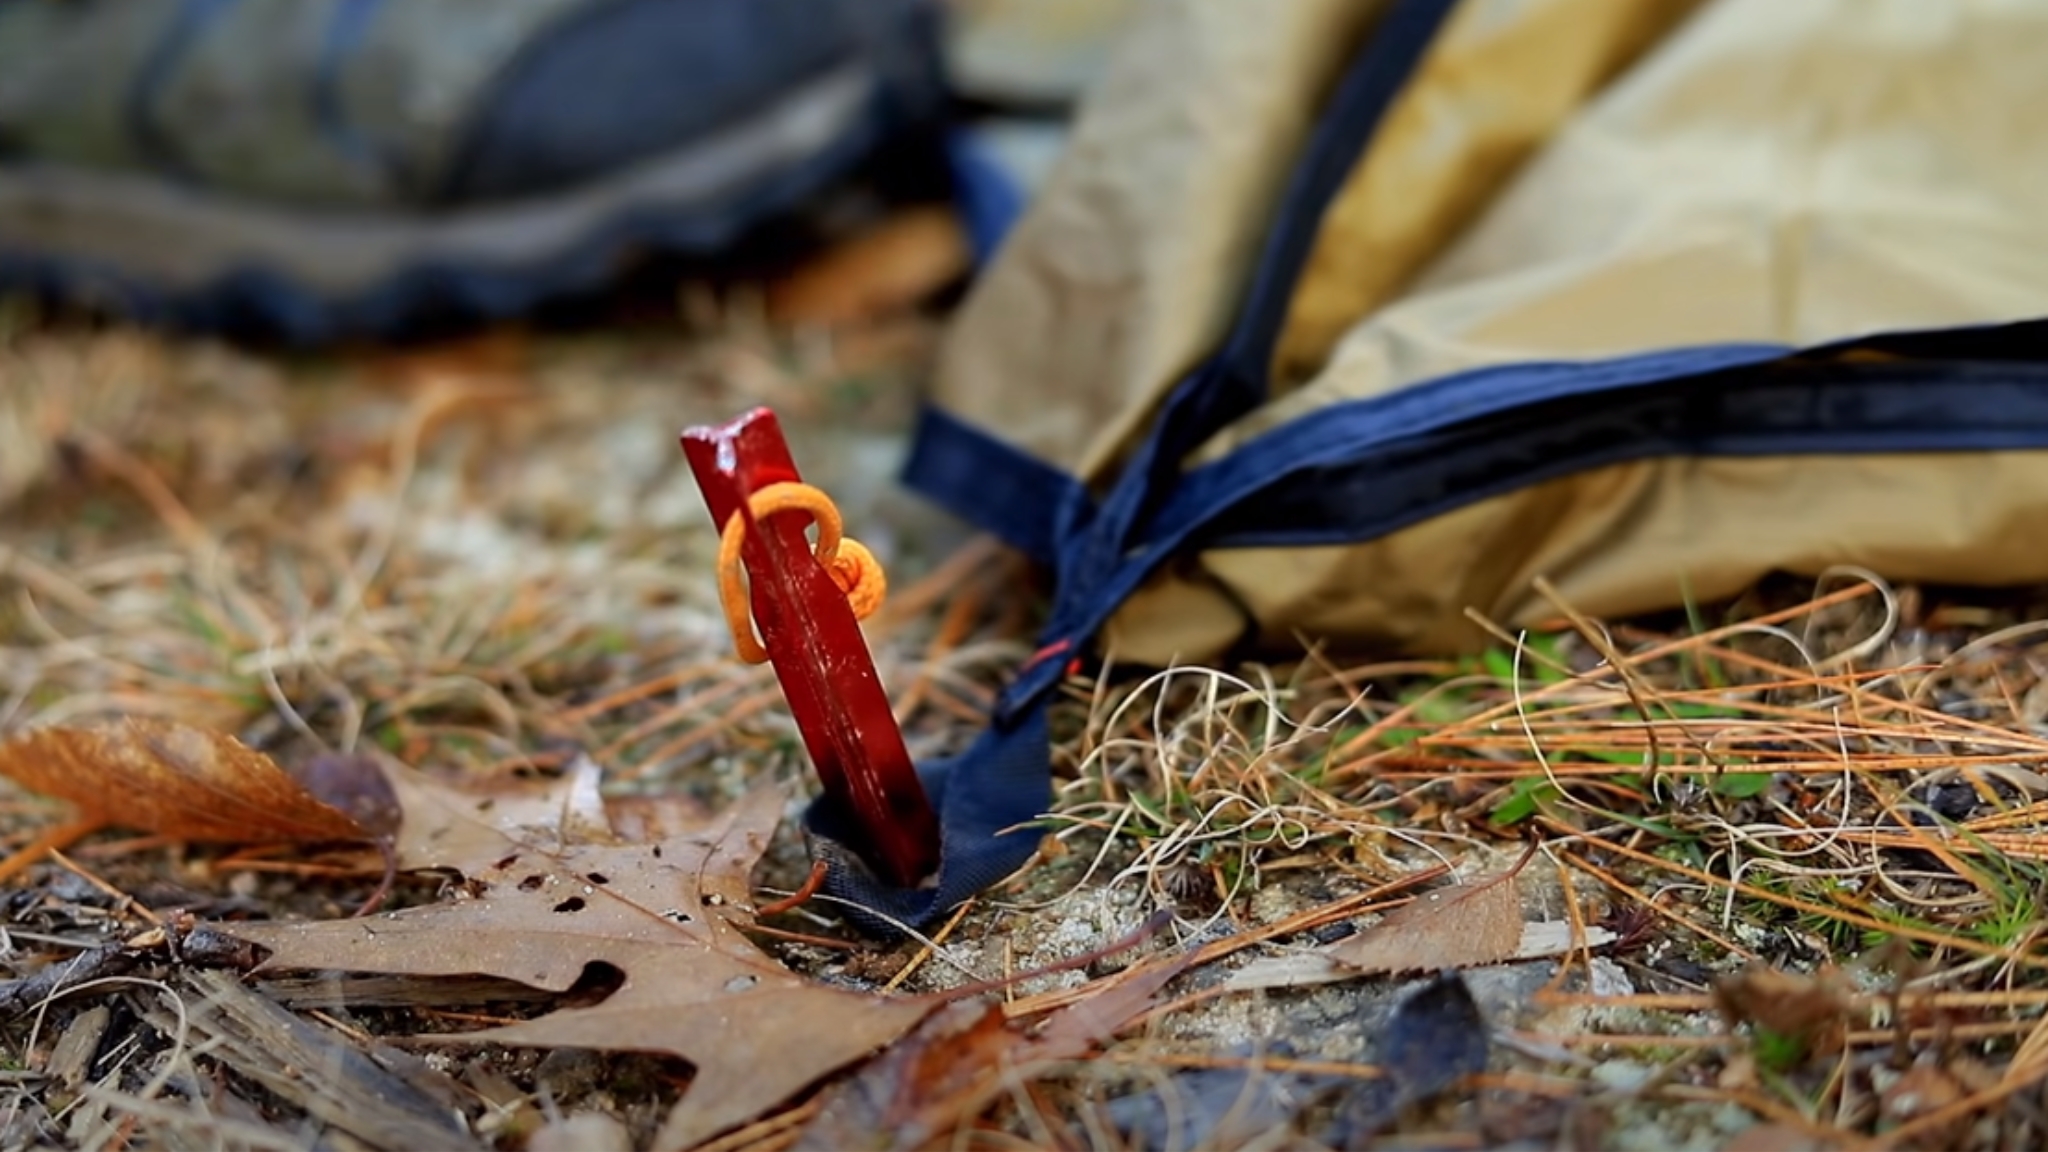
(1750, 1026, 1810, 1074)
(1972, 899, 2037, 950)
(1964, 855, 2044, 949)
(1480, 632, 1571, 686)
(1708, 771, 1773, 799)
(1489, 776, 1562, 827)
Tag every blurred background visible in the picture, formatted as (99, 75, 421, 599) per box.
(0, 0, 1144, 583)
(0, 0, 1152, 778)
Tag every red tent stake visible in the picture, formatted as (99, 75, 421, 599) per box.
(681, 408, 941, 888)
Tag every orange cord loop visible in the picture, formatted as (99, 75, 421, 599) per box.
(717, 482, 886, 664)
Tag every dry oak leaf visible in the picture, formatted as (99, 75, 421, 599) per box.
(223, 787, 932, 1152)
(1223, 919, 1617, 993)
(798, 947, 1196, 1150)
(1328, 871, 1525, 976)
(0, 718, 368, 845)
(377, 753, 612, 873)
(1223, 849, 1592, 991)
(1315, 843, 1547, 978)
(289, 753, 404, 841)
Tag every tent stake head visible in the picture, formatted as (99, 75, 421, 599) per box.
(680, 408, 940, 888)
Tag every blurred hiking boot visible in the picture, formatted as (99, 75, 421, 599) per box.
(0, 0, 951, 340)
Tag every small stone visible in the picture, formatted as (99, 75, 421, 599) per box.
(529, 1112, 632, 1152)
(1591, 1060, 1654, 1092)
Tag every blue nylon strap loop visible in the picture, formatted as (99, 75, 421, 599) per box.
(899, 405, 1078, 567)
(803, 705, 1052, 938)
(1209, 0, 1461, 395)
(901, 0, 1463, 631)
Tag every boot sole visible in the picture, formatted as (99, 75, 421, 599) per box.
(0, 64, 879, 339)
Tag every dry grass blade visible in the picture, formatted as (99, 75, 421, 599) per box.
(1033, 572, 2048, 1146)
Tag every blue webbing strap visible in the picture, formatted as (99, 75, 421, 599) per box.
(803, 707, 1052, 935)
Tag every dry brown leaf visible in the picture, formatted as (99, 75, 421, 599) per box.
(1712, 965, 1851, 1053)
(222, 787, 931, 1152)
(1024, 950, 1195, 1057)
(380, 753, 613, 873)
(1224, 920, 1615, 992)
(602, 791, 715, 845)
(0, 719, 368, 844)
(798, 950, 1194, 1149)
(1327, 872, 1525, 976)
(795, 1000, 1011, 1151)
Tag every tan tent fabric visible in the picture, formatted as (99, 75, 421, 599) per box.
(1270, 0, 1705, 387)
(932, 0, 2048, 664)
(1206, 0, 2048, 457)
(932, 0, 1393, 482)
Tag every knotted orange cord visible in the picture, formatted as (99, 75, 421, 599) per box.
(716, 481, 885, 664)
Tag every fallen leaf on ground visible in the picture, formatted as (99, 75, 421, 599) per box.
(1713, 965, 1851, 1054)
(797, 949, 1195, 1150)
(0, 720, 369, 878)
(602, 791, 714, 845)
(796, 999, 1010, 1150)
(1025, 949, 1195, 1056)
(287, 751, 409, 914)
(222, 787, 931, 1151)
(1224, 919, 1616, 992)
(1103, 972, 1494, 1148)
(1329, 869, 1525, 976)
(381, 752, 612, 872)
